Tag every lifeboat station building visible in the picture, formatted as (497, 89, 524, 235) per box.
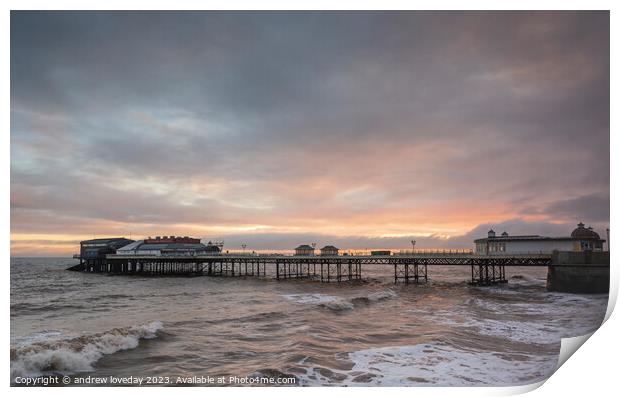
(77, 237, 135, 268)
(474, 223, 606, 255)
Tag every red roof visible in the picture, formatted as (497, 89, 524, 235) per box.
(144, 236, 201, 244)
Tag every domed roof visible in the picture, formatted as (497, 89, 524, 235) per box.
(570, 222, 600, 239)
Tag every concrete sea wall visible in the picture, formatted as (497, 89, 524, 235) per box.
(547, 251, 610, 294)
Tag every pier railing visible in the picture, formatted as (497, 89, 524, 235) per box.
(395, 249, 474, 256)
(189, 249, 555, 257)
(219, 249, 476, 257)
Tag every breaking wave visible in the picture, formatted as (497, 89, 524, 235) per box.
(10, 321, 163, 380)
(320, 300, 355, 311)
(509, 274, 544, 285)
(351, 290, 397, 304)
(283, 290, 397, 312)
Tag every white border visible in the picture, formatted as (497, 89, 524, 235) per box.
(3, 2, 617, 397)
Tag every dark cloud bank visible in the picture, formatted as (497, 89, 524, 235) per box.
(10, 11, 609, 253)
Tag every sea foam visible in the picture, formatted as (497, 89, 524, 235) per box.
(298, 343, 556, 386)
(10, 321, 164, 380)
(282, 290, 397, 312)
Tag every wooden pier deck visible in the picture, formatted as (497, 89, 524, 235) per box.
(67, 252, 572, 285)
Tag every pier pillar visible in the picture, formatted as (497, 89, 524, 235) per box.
(394, 261, 427, 284)
(470, 264, 506, 285)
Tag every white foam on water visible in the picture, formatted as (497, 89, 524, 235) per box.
(282, 290, 397, 312)
(282, 293, 355, 311)
(508, 274, 545, 286)
(422, 292, 607, 345)
(10, 321, 164, 380)
(366, 290, 397, 302)
(298, 343, 556, 386)
(423, 308, 567, 345)
(282, 294, 342, 305)
(473, 294, 606, 316)
(13, 330, 66, 346)
(465, 317, 574, 345)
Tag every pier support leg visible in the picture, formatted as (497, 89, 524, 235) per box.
(395, 261, 420, 284)
(470, 264, 506, 285)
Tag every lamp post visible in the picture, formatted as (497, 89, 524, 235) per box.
(607, 229, 610, 251)
(242, 244, 247, 255)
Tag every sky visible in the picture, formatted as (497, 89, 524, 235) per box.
(10, 11, 609, 256)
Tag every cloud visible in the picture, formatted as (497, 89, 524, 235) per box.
(10, 218, 605, 257)
(10, 11, 609, 255)
(532, 193, 610, 223)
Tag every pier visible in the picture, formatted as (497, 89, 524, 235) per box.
(69, 252, 566, 285)
(68, 224, 610, 292)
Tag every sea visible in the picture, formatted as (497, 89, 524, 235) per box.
(10, 257, 609, 387)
